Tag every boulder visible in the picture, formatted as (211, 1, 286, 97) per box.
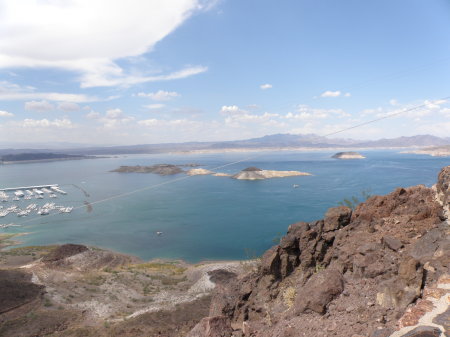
(323, 206, 352, 232)
(398, 326, 442, 337)
(295, 268, 344, 314)
(376, 258, 424, 310)
(383, 236, 403, 251)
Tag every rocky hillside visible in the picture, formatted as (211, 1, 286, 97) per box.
(188, 166, 450, 337)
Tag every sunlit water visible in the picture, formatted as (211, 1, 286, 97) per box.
(0, 150, 448, 262)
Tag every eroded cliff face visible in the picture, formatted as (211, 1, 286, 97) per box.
(188, 166, 450, 337)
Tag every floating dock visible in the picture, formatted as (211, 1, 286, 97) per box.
(0, 184, 59, 192)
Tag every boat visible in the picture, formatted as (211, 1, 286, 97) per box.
(33, 189, 44, 195)
(49, 194, 57, 198)
(293, 184, 299, 188)
(41, 188, 52, 194)
(156, 231, 163, 236)
(26, 190, 34, 196)
(59, 207, 73, 213)
(14, 190, 25, 198)
(51, 186, 67, 195)
(12, 196, 19, 201)
(37, 209, 49, 215)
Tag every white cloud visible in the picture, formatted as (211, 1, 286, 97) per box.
(0, 110, 13, 117)
(19, 118, 74, 129)
(220, 105, 242, 114)
(320, 90, 341, 98)
(57, 102, 80, 112)
(144, 104, 166, 110)
(137, 90, 180, 101)
(344, 92, 351, 97)
(87, 108, 134, 129)
(105, 108, 124, 119)
(25, 100, 55, 112)
(285, 105, 350, 120)
(0, 81, 99, 102)
(0, 0, 213, 87)
(260, 84, 273, 90)
(86, 111, 101, 119)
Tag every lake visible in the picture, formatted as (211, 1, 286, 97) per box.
(0, 150, 448, 262)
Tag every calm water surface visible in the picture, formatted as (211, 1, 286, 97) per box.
(0, 150, 448, 262)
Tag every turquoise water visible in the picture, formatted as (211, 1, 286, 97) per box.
(0, 150, 448, 262)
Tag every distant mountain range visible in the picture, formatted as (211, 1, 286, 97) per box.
(0, 134, 449, 156)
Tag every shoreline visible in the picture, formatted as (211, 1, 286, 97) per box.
(0, 156, 101, 165)
(168, 145, 425, 155)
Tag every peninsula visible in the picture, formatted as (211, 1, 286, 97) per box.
(0, 152, 93, 164)
(332, 151, 365, 159)
(405, 145, 450, 157)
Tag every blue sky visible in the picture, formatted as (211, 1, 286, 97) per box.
(0, 0, 450, 145)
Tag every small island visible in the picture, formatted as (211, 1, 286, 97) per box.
(232, 167, 311, 180)
(111, 163, 201, 175)
(332, 151, 365, 159)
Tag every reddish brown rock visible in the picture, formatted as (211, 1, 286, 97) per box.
(185, 316, 233, 337)
(323, 206, 352, 232)
(294, 268, 344, 314)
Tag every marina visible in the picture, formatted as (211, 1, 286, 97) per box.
(0, 184, 73, 224)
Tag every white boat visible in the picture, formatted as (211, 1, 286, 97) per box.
(37, 208, 49, 215)
(42, 188, 52, 194)
(49, 194, 57, 198)
(24, 195, 32, 200)
(59, 207, 73, 213)
(26, 190, 34, 196)
(17, 210, 29, 217)
(12, 196, 19, 201)
(51, 186, 67, 195)
(33, 189, 44, 195)
(14, 190, 25, 198)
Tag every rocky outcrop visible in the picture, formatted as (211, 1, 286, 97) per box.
(232, 167, 311, 180)
(188, 166, 450, 337)
(332, 151, 365, 159)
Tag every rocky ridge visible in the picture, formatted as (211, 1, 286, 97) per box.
(188, 166, 450, 337)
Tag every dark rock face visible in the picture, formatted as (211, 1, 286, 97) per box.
(294, 268, 344, 314)
(242, 167, 262, 172)
(323, 206, 352, 232)
(0, 270, 44, 314)
(43, 244, 88, 262)
(188, 166, 450, 337)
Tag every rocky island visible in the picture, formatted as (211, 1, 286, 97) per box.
(112, 164, 311, 180)
(0, 166, 449, 336)
(332, 151, 366, 159)
(111, 163, 199, 175)
(232, 167, 312, 180)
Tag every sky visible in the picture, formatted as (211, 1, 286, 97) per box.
(0, 0, 450, 146)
